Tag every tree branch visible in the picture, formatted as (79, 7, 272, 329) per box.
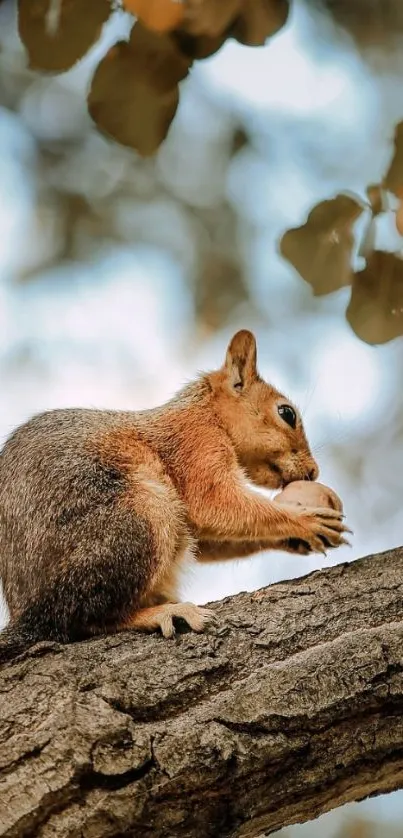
(1, 546, 403, 838)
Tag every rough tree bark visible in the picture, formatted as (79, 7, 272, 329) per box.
(1, 546, 403, 838)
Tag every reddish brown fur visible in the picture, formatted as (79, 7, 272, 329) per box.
(0, 330, 348, 655)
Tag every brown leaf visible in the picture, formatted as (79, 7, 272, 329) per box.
(383, 121, 403, 198)
(88, 25, 191, 155)
(347, 250, 403, 344)
(279, 195, 363, 296)
(232, 0, 289, 46)
(18, 0, 112, 73)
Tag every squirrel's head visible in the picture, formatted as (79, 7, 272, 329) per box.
(209, 330, 319, 490)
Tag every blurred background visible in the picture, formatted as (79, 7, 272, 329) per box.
(1, 0, 403, 835)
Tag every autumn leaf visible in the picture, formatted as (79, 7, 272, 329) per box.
(122, 0, 185, 33)
(18, 0, 112, 73)
(279, 195, 364, 296)
(347, 250, 403, 344)
(88, 24, 191, 155)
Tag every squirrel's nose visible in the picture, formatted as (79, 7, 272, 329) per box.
(305, 465, 319, 481)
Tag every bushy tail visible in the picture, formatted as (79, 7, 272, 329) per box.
(0, 618, 41, 664)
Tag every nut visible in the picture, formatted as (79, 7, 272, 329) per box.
(274, 480, 343, 512)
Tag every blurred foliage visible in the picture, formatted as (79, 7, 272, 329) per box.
(384, 121, 403, 197)
(306, 0, 403, 46)
(14, 0, 403, 346)
(18, 0, 289, 154)
(337, 815, 403, 838)
(280, 132, 403, 345)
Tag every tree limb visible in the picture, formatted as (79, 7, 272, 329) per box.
(1, 546, 403, 838)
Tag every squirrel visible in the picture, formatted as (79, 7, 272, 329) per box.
(0, 330, 348, 662)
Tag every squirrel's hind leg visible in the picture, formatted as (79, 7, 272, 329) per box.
(6, 459, 193, 645)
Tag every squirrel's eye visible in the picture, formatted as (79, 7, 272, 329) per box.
(278, 404, 297, 429)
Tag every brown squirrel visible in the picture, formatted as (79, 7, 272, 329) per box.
(0, 330, 348, 661)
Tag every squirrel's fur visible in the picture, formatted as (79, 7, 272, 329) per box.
(0, 330, 347, 661)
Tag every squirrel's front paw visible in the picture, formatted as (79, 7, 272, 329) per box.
(283, 505, 351, 555)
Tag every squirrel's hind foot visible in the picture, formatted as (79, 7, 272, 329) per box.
(121, 602, 216, 639)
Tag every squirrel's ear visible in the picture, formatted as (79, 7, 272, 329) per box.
(224, 330, 257, 390)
